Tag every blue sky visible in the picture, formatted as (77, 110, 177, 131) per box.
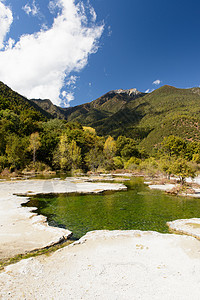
(0, 0, 200, 107)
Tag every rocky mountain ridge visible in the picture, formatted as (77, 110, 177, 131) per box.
(108, 88, 142, 96)
(31, 87, 146, 121)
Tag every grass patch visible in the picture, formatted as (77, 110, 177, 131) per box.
(0, 239, 73, 272)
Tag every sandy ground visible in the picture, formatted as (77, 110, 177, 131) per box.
(0, 179, 126, 259)
(1, 230, 200, 300)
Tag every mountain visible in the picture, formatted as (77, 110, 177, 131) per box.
(0, 81, 51, 120)
(31, 85, 200, 152)
(136, 85, 200, 151)
(30, 98, 66, 119)
(2, 81, 200, 153)
(31, 88, 146, 125)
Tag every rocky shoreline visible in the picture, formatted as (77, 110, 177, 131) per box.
(148, 175, 200, 197)
(1, 177, 200, 299)
(1, 230, 200, 299)
(0, 178, 126, 259)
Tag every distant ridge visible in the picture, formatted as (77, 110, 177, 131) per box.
(30, 98, 66, 119)
(31, 88, 146, 121)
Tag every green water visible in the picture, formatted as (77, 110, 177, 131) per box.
(25, 177, 200, 239)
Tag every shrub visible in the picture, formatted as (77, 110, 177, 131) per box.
(113, 156, 124, 169)
(125, 157, 141, 170)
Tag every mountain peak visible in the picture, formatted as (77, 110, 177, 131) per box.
(108, 88, 142, 96)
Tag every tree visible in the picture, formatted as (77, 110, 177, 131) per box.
(53, 135, 82, 171)
(113, 156, 124, 169)
(69, 140, 82, 170)
(19, 110, 41, 135)
(140, 158, 158, 178)
(85, 142, 104, 172)
(6, 134, 28, 169)
(0, 109, 20, 134)
(0, 155, 7, 172)
(121, 141, 140, 160)
(29, 132, 41, 163)
(192, 153, 200, 164)
(159, 157, 175, 179)
(38, 120, 65, 166)
(0, 129, 6, 155)
(103, 136, 117, 170)
(116, 136, 140, 160)
(124, 157, 141, 170)
(116, 136, 128, 156)
(83, 126, 96, 135)
(104, 136, 116, 158)
(169, 158, 195, 184)
(53, 134, 71, 170)
(160, 135, 186, 158)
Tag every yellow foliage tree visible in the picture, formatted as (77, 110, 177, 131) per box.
(104, 136, 116, 158)
(69, 140, 82, 170)
(53, 135, 82, 171)
(83, 126, 96, 135)
(29, 132, 41, 163)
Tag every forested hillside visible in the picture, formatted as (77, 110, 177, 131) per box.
(0, 82, 51, 119)
(32, 85, 200, 153)
(84, 85, 200, 149)
(1, 81, 200, 182)
(32, 88, 146, 124)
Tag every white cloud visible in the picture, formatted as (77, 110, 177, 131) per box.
(62, 91, 74, 107)
(64, 75, 78, 106)
(66, 75, 78, 87)
(89, 7, 97, 22)
(22, 1, 39, 16)
(23, 4, 31, 15)
(152, 79, 161, 85)
(0, 1, 13, 49)
(0, 0, 104, 106)
(108, 25, 112, 37)
(66, 92, 74, 102)
(48, 0, 61, 14)
(4, 37, 15, 50)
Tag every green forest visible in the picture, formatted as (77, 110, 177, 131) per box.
(0, 81, 200, 183)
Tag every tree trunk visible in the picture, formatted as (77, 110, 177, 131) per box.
(33, 147, 36, 163)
